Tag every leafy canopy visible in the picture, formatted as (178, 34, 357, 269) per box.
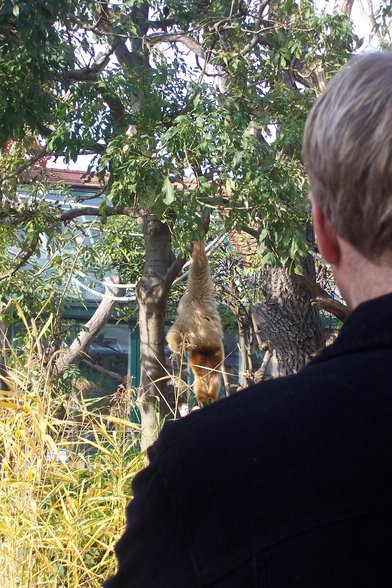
(0, 0, 356, 269)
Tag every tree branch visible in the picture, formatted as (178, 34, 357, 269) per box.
(163, 253, 187, 292)
(61, 48, 115, 82)
(54, 276, 125, 376)
(254, 348, 272, 383)
(241, 0, 272, 55)
(60, 205, 135, 222)
(80, 143, 107, 154)
(297, 271, 350, 321)
(310, 296, 350, 321)
(99, 89, 126, 127)
(0, 233, 40, 280)
(240, 225, 261, 241)
(147, 18, 177, 29)
(334, 0, 355, 16)
(95, 0, 144, 70)
(297, 270, 334, 299)
(0, 148, 48, 184)
(81, 358, 124, 382)
(144, 31, 205, 59)
(68, 13, 107, 33)
(358, 0, 383, 44)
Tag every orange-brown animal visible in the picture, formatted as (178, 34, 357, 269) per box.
(166, 241, 224, 406)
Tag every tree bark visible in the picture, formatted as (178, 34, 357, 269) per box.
(252, 256, 326, 376)
(310, 296, 350, 322)
(135, 217, 184, 450)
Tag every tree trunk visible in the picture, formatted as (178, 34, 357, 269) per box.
(135, 217, 181, 450)
(252, 256, 325, 376)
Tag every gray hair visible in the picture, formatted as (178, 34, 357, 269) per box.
(302, 52, 392, 259)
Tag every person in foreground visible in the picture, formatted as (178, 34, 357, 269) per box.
(104, 52, 392, 588)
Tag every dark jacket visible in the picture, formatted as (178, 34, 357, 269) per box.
(104, 294, 392, 588)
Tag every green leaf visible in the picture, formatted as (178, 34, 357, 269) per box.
(162, 177, 175, 205)
(259, 228, 268, 243)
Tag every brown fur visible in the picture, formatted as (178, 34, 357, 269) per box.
(166, 241, 224, 406)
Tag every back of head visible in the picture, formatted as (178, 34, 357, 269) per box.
(302, 51, 392, 260)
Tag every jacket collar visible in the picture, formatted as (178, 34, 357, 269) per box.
(312, 292, 392, 365)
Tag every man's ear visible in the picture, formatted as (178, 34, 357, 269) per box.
(310, 193, 341, 266)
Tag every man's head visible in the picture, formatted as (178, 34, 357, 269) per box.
(302, 52, 392, 261)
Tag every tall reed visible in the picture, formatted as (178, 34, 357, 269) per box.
(0, 307, 143, 588)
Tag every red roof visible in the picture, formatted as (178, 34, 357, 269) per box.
(27, 168, 197, 191)
(27, 168, 105, 189)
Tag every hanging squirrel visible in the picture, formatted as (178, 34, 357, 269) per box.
(166, 240, 224, 406)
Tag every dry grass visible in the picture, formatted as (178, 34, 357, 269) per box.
(0, 308, 144, 588)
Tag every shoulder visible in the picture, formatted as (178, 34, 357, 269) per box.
(150, 363, 328, 472)
(151, 348, 390, 482)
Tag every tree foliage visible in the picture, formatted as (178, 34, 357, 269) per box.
(0, 0, 361, 441)
(1, 0, 356, 243)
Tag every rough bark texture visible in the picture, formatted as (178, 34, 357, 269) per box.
(252, 256, 326, 377)
(135, 217, 180, 450)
